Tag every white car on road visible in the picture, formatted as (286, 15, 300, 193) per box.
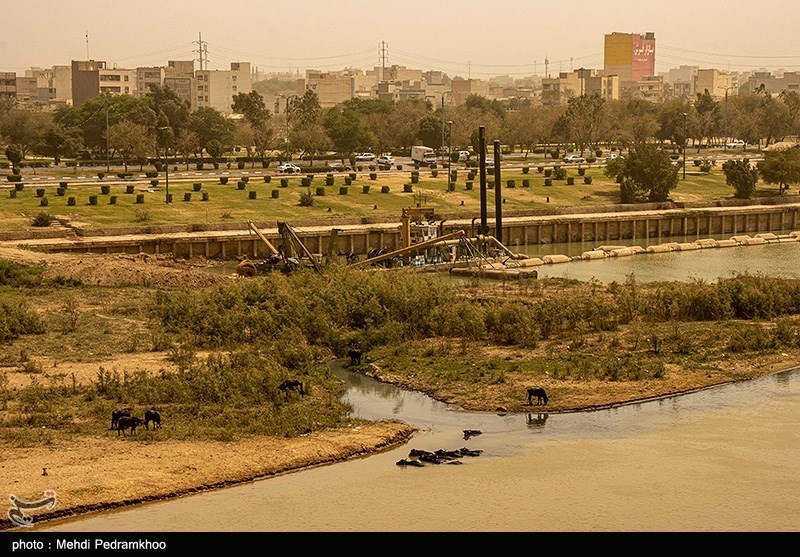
(277, 163, 302, 173)
(725, 140, 746, 149)
(376, 155, 395, 166)
(563, 154, 586, 164)
(354, 153, 376, 162)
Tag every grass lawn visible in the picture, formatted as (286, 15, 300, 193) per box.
(0, 165, 787, 232)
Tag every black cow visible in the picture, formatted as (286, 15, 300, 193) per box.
(144, 409, 161, 430)
(278, 379, 305, 399)
(116, 416, 143, 436)
(110, 407, 131, 430)
(527, 387, 549, 406)
(347, 348, 362, 366)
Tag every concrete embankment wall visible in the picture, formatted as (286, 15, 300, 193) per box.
(5, 201, 800, 260)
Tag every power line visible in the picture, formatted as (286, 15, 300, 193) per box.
(659, 44, 800, 60)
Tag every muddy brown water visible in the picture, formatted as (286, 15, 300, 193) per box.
(37, 362, 800, 532)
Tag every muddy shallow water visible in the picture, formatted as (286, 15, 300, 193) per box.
(40, 364, 800, 532)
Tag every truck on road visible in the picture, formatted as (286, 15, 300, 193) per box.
(411, 145, 437, 166)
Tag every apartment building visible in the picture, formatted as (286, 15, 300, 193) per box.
(195, 62, 251, 114)
(626, 75, 667, 102)
(0, 72, 17, 100)
(450, 78, 490, 105)
(741, 71, 800, 96)
(135, 67, 165, 97)
(695, 69, 736, 100)
(100, 66, 135, 96)
(540, 69, 619, 104)
(304, 68, 373, 107)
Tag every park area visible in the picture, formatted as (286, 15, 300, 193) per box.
(0, 158, 788, 233)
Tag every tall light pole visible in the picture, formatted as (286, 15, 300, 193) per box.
(447, 120, 453, 190)
(157, 127, 171, 203)
(681, 112, 688, 180)
(440, 92, 451, 165)
(721, 85, 734, 149)
(285, 96, 291, 164)
(104, 94, 110, 173)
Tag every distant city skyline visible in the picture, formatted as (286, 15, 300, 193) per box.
(2, 0, 799, 77)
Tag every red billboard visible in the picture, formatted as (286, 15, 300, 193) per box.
(631, 35, 656, 81)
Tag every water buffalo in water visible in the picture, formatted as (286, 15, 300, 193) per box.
(110, 407, 131, 430)
(347, 348, 362, 366)
(526, 413, 549, 429)
(116, 416, 143, 436)
(278, 379, 305, 399)
(527, 387, 549, 406)
(144, 409, 161, 430)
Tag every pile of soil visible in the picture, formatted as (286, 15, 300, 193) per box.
(0, 247, 233, 289)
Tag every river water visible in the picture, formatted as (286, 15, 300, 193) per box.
(38, 236, 800, 532)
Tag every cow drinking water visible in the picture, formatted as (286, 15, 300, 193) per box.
(347, 348, 362, 366)
(527, 387, 549, 406)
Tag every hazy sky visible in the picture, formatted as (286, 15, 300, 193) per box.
(2, 0, 799, 77)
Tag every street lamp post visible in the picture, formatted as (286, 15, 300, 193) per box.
(440, 92, 451, 166)
(681, 112, 688, 180)
(447, 120, 453, 190)
(157, 127, 171, 203)
(721, 86, 734, 149)
(285, 96, 291, 164)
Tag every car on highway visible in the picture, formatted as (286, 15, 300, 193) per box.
(605, 153, 621, 161)
(354, 153, 376, 162)
(376, 155, 395, 166)
(276, 163, 302, 173)
(327, 161, 350, 171)
(725, 140, 746, 149)
(562, 154, 586, 164)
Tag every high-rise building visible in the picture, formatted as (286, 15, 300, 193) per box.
(603, 32, 656, 83)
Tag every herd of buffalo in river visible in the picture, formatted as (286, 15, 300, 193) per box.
(105, 348, 551, 468)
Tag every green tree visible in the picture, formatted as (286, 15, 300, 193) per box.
(565, 93, 605, 154)
(108, 120, 155, 171)
(726, 94, 762, 147)
(604, 143, 678, 203)
(232, 90, 269, 127)
(252, 123, 275, 163)
(291, 122, 330, 165)
(175, 129, 200, 170)
(0, 109, 50, 160)
(656, 100, 692, 152)
(757, 147, 800, 194)
(4, 144, 22, 166)
(290, 89, 322, 129)
(694, 90, 720, 149)
(389, 100, 430, 151)
(146, 85, 190, 141)
(722, 158, 759, 199)
(54, 94, 157, 157)
(322, 106, 374, 156)
(187, 107, 236, 158)
(759, 94, 790, 148)
(417, 115, 442, 150)
(37, 122, 83, 164)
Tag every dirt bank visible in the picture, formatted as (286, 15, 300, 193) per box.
(0, 246, 232, 289)
(1, 420, 415, 531)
